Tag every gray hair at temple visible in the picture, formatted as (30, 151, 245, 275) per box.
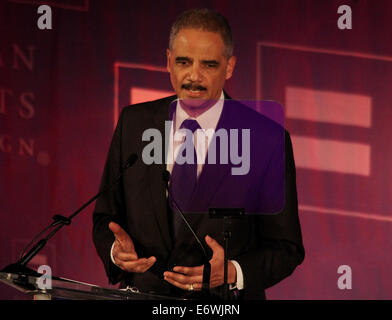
(169, 8, 234, 58)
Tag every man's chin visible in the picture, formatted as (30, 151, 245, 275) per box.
(178, 90, 216, 108)
(179, 97, 215, 110)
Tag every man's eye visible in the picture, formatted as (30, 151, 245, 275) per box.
(177, 61, 188, 65)
(207, 64, 218, 68)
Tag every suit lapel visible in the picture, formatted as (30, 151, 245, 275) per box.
(147, 96, 176, 252)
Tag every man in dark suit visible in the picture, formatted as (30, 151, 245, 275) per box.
(92, 8, 304, 300)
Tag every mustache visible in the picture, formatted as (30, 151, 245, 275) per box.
(181, 83, 207, 91)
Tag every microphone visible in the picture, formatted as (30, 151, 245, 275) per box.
(162, 170, 211, 292)
(122, 153, 138, 170)
(2, 153, 138, 275)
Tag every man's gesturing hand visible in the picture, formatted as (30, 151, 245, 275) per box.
(109, 222, 156, 273)
(163, 235, 236, 291)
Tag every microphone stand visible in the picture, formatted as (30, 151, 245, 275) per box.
(2, 193, 101, 275)
(162, 171, 212, 297)
(209, 208, 245, 300)
(2, 154, 138, 276)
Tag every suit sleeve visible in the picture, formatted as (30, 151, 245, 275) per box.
(235, 130, 305, 299)
(92, 108, 128, 285)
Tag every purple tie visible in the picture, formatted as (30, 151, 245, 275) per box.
(169, 119, 201, 239)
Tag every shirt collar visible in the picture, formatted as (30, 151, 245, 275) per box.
(174, 91, 225, 132)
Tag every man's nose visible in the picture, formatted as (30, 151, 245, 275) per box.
(189, 63, 203, 82)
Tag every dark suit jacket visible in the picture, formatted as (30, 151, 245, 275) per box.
(92, 95, 305, 300)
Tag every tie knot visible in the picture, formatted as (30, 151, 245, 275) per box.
(180, 119, 201, 133)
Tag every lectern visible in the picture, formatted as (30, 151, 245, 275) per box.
(0, 271, 182, 300)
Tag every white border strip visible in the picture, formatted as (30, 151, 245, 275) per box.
(300, 205, 392, 222)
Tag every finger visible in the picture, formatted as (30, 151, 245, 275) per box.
(110, 222, 136, 253)
(163, 275, 202, 291)
(134, 256, 156, 272)
(116, 251, 138, 261)
(114, 238, 136, 255)
(172, 265, 203, 276)
(124, 256, 155, 267)
(112, 240, 137, 258)
(205, 235, 224, 254)
(163, 271, 203, 285)
(163, 276, 188, 290)
(119, 256, 156, 273)
(109, 222, 130, 243)
(108, 221, 122, 236)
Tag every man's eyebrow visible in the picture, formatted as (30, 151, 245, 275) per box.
(175, 56, 192, 62)
(201, 60, 219, 65)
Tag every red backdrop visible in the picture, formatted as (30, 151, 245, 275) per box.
(1, 0, 391, 299)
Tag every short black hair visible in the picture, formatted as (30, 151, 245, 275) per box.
(169, 8, 233, 58)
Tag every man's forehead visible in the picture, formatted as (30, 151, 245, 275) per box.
(172, 29, 226, 55)
(173, 53, 223, 62)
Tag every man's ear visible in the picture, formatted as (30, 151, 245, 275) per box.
(225, 55, 236, 80)
(166, 49, 171, 73)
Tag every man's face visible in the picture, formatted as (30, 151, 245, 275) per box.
(167, 28, 236, 113)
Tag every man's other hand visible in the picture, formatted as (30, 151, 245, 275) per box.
(109, 222, 156, 273)
(163, 235, 236, 290)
